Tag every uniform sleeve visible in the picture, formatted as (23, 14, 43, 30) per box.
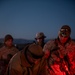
(67, 50, 75, 74)
(5, 66, 23, 75)
(43, 40, 55, 52)
(38, 57, 47, 75)
(10, 47, 19, 56)
(0, 48, 4, 59)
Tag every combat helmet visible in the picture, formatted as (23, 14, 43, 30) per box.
(59, 25, 71, 37)
(4, 34, 13, 42)
(35, 32, 46, 39)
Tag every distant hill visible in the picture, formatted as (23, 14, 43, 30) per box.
(13, 39, 34, 44)
(0, 38, 75, 50)
(0, 38, 34, 50)
(0, 38, 74, 45)
(0, 38, 34, 44)
(0, 38, 3, 43)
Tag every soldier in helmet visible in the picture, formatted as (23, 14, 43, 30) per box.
(5, 43, 46, 75)
(35, 32, 46, 48)
(43, 25, 75, 75)
(0, 34, 19, 75)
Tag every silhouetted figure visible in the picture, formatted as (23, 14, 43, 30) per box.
(43, 25, 75, 75)
(5, 43, 46, 75)
(0, 34, 19, 75)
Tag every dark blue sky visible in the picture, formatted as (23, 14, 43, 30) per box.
(0, 0, 75, 40)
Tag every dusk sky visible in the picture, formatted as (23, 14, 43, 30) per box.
(0, 0, 75, 40)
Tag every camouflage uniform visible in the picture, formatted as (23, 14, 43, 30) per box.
(5, 44, 46, 75)
(0, 45, 19, 75)
(0, 46, 19, 60)
(43, 25, 75, 75)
